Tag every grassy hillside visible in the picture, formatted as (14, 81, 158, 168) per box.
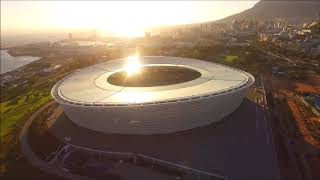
(0, 90, 52, 137)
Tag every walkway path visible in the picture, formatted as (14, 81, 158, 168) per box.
(19, 101, 94, 180)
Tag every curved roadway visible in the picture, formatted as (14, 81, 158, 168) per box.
(19, 101, 94, 180)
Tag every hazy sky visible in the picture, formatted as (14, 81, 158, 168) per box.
(1, 1, 258, 36)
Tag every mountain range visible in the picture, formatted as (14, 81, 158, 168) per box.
(217, 0, 320, 24)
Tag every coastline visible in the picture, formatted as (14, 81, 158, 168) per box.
(0, 50, 41, 75)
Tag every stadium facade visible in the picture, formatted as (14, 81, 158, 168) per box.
(51, 56, 254, 134)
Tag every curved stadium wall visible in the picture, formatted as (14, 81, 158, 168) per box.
(51, 56, 255, 134)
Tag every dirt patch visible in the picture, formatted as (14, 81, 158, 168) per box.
(287, 99, 320, 148)
(295, 83, 319, 94)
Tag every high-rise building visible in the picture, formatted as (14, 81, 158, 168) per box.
(68, 32, 72, 40)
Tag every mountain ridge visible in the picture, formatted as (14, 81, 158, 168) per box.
(216, 0, 320, 24)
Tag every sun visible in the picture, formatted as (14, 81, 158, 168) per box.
(125, 55, 142, 75)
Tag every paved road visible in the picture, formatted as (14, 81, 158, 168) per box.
(50, 95, 278, 180)
(259, 74, 280, 180)
(251, 43, 317, 67)
(19, 101, 94, 180)
(260, 48, 295, 64)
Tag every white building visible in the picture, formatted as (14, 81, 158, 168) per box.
(52, 56, 254, 134)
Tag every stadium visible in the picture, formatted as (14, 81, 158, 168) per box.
(51, 56, 254, 134)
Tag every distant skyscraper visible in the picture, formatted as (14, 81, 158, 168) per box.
(68, 33, 72, 40)
(232, 20, 241, 32)
(144, 31, 151, 38)
(92, 29, 97, 40)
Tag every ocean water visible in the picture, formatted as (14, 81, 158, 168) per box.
(0, 50, 41, 74)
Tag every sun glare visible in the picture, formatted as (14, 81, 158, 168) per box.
(1, 1, 259, 36)
(125, 55, 142, 75)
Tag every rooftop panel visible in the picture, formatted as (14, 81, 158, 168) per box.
(53, 56, 253, 105)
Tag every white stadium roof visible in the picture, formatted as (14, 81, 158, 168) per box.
(52, 56, 252, 106)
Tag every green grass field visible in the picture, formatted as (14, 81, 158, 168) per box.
(0, 90, 52, 137)
(224, 55, 241, 63)
(1, 89, 52, 174)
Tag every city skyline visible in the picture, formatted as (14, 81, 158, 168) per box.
(1, 1, 258, 37)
